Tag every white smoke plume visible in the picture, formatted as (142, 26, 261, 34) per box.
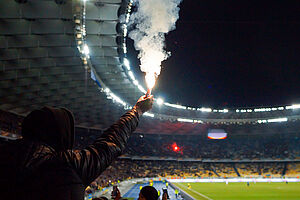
(129, 0, 182, 89)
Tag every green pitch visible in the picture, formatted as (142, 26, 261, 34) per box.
(174, 182, 300, 200)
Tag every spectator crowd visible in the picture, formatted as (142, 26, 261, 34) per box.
(124, 133, 300, 160)
(92, 159, 300, 189)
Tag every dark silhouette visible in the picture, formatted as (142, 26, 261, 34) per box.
(138, 186, 159, 200)
(0, 95, 153, 200)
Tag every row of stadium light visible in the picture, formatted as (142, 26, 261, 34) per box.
(177, 117, 289, 124)
(124, 58, 300, 114)
(76, 0, 299, 125)
(75, 0, 129, 109)
(257, 117, 288, 124)
(122, 57, 300, 114)
(75, 0, 156, 119)
(120, 3, 300, 115)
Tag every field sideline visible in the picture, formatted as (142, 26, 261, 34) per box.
(174, 182, 300, 200)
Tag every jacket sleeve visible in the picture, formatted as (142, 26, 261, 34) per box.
(58, 108, 140, 186)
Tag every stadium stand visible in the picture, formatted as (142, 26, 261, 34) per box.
(88, 159, 298, 190)
(124, 132, 299, 161)
(286, 163, 300, 177)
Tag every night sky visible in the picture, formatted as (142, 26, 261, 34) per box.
(127, 0, 300, 108)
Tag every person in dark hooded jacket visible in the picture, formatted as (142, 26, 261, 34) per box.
(0, 95, 153, 200)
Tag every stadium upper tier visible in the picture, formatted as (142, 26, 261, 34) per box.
(1, 0, 300, 131)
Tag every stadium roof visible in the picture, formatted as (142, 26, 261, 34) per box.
(1, 0, 300, 134)
(0, 0, 140, 129)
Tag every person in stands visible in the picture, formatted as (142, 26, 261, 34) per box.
(138, 186, 159, 200)
(113, 185, 158, 200)
(0, 95, 153, 200)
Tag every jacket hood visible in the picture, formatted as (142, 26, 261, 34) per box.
(21, 106, 75, 151)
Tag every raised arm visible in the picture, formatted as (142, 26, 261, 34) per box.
(59, 95, 153, 186)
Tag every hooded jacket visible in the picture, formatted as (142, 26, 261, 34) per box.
(0, 106, 140, 200)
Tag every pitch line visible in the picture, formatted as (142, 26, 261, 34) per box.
(190, 188, 213, 200)
(179, 183, 213, 200)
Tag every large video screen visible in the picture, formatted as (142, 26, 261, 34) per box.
(208, 129, 227, 139)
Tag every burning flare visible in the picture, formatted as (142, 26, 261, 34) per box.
(145, 72, 157, 96)
(145, 73, 156, 90)
(128, 0, 182, 94)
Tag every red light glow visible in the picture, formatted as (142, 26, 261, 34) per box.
(172, 142, 180, 152)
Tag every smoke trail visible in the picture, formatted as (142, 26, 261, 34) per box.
(129, 0, 182, 89)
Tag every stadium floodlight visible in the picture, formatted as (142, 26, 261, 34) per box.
(110, 93, 124, 105)
(144, 112, 154, 117)
(193, 120, 203, 123)
(156, 98, 164, 105)
(83, 44, 89, 55)
(286, 104, 300, 110)
(267, 117, 288, 123)
(254, 108, 272, 112)
(218, 109, 228, 113)
(126, 13, 131, 23)
(257, 119, 267, 124)
(104, 88, 110, 93)
(123, 25, 128, 37)
(123, 46, 127, 54)
(76, 34, 82, 39)
(138, 85, 147, 93)
(177, 118, 193, 123)
(124, 58, 131, 70)
(164, 103, 186, 109)
(128, 71, 135, 80)
(257, 118, 288, 123)
(133, 80, 139, 85)
(198, 107, 212, 112)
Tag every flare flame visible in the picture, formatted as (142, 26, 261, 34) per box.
(128, 0, 182, 92)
